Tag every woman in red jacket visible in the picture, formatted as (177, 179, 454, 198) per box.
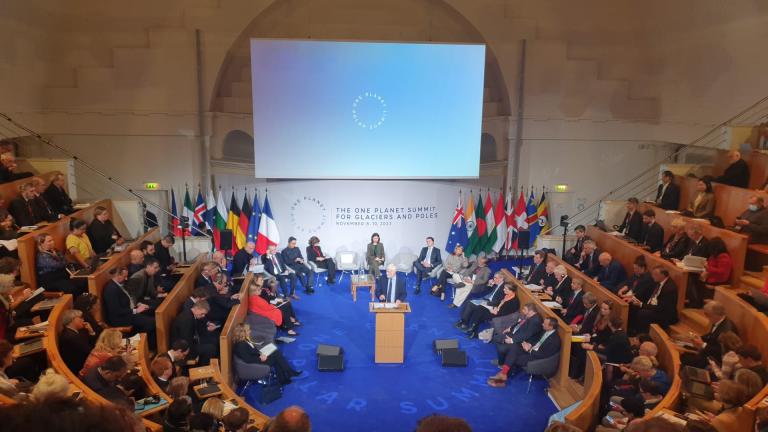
(248, 276, 299, 336)
(701, 237, 732, 286)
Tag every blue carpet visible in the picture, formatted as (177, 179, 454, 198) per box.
(240, 258, 555, 432)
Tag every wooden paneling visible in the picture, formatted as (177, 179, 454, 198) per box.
(137, 333, 172, 404)
(0, 171, 58, 209)
(643, 324, 682, 419)
(154, 254, 207, 353)
(712, 149, 768, 190)
(678, 175, 768, 227)
(565, 351, 602, 431)
(219, 273, 252, 388)
(209, 359, 270, 430)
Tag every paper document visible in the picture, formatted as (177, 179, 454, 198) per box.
(542, 301, 563, 309)
(0, 239, 18, 251)
(259, 343, 278, 357)
(24, 287, 45, 302)
(525, 284, 543, 291)
(470, 299, 488, 306)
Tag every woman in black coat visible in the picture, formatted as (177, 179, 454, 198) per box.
(231, 323, 304, 385)
(462, 284, 520, 338)
(306, 236, 336, 284)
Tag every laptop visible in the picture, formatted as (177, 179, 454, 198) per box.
(682, 255, 706, 271)
(750, 287, 768, 308)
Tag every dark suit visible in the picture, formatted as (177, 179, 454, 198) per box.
(87, 219, 121, 254)
(565, 236, 591, 265)
(578, 250, 602, 278)
(413, 246, 442, 286)
(375, 273, 407, 302)
(562, 290, 585, 324)
(682, 318, 738, 368)
(552, 276, 573, 307)
(459, 281, 505, 322)
(43, 183, 74, 215)
(33, 196, 56, 222)
(126, 269, 161, 306)
(232, 248, 254, 276)
(82, 368, 132, 408)
(154, 241, 174, 274)
(655, 183, 681, 211)
(642, 222, 665, 253)
(686, 237, 710, 258)
(598, 330, 634, 364)
(494, 313, 543, 360)
(170, 308, 217, 366)
(661, 234, 691, 261)
(634, 278, 679, 333)
(262, 253, 297, 296)
(233, 341, 296, 384)
(306, 245, 336, 282)
(59, 327, 94, 374)
(0, 166, 32, 183)
(617, 211, 644, 242)
(503, 330, 562, 369)
(716, 158, 750, 188)
(102, 280, 155, 339)
(578, 305, 600, 335)
(597, 261, 627, 293)
(8, 197, 40, 227)
(525, 262, 547, 285)
(281, 246, 312, 290)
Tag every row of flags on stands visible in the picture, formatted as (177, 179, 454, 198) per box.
(169, 187, 281, 255)
(446, 188, 550, 257)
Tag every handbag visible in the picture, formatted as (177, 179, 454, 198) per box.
(253, 373, 283, 405)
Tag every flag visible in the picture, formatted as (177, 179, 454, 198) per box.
(445, 191, 468, 253)
(464, 191, 476, 257)
(474, 193, 487, 255)
(492, 190, 506, 253)
(484, 191, 496, 254)
(205, 188, 216, 232)
(504, 190, 516, 253)
(247, 191, 261, 244)
(237, 193, 251, 249)
(256, 193, 280, 254)
(170, 188, 181, 237)
(512, 191, 528, 250)
(226, 191, 240, 254)
(193, 189, 206, 236)
(535, 190, 550, 247)
(182, 189, 194, 236)
(214, 188, 227, 250)
(526, 191, 538, 233)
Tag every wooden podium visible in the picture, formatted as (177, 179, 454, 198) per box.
(369, 302, 411, 363)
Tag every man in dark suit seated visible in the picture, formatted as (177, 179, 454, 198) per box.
(82, 355, 131, 408)
(455, 272, 505, 329)
(8, 182, 42, 227)
(171, 300, 218, 366)
(560, 277, 585, 324)
(127, 250, 145, 277)
(262, 244, 298, 299)
(655, 171, 681, 211)
(58, 308, 97, 374)
(684, 222, 709, 258)
(564, 225, 590, 265)
(0, 152, 32, 184)
(576, 240, 602, 278)
(680, 301, 737, 368)
(43, 172, 74, 215)
(616, 198, 644, 242)
(492, 302, 542, 353)
(715, 150, 750, 188)
(488, 316, 561, 387)
(154, 234, 177, 274)
(31, 177, 58, 222)
(412, 236, 442, 294)
(641, 209, 665, 253)
(125, 257, 165, 308)
(87, 206, 124, 254)
(376, 264, 407, 304)
(281, 237, 314, 295)
(102, 266, 156, 346)
(629, 266, 679, 335)
(733, 196, 768, 243)
(232, 241, 257, 277)
(596, 252, 627, 293)
(525, 250, 548, 284)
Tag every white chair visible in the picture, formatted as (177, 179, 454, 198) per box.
(307, 260, 327, 291)
(335, 251, 358, 285)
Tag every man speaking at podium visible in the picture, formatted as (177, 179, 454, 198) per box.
(376, 264, 406, 304)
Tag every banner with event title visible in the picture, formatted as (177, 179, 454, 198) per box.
(265, 180, 473, 260)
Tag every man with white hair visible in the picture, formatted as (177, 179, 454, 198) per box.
(715, 149, 749, 188)
(595, 252, 627, 293)
(0, 152, 32, 183)
(375, 264, 406, 304)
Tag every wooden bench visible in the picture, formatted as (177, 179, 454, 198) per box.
(209, 359, 271, 430)
(712, 148, 768, 191)
(154, 254, 207, 354)
(44, 294, 162, 431)
(219, 273, 253, 388)
(137, 333, 172, 404)
(650, 205, 747, 288)
(564, 351, 603, 431)
(87, 227, 161, 323)
(677, 175, 768, 227)
(587, 226, 689, 314)
(643, 324, 682, 419)
(0, 171, 58, 209)
(548, 254, 629, 328)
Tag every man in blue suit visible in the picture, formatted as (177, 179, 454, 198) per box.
(413, 236, 442, 295)
(596, 252, 627, 293)
(262, 244, 298, 299)
(376, 264, 407, 303)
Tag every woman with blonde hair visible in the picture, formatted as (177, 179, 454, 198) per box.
(80, 328, 131, 377)
(31, 369, 69, 402)
(232, 322, 305, 385)
(201, 397, 225, 424)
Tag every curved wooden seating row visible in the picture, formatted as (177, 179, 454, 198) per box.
(137, 333, 172, 404)
(649, 205, 747, 288)
(564, 351, 603, 431)
(677, 175, 768, 228)
(587, 226, 689, 314)
(154, 253, 207, 354)
(643, 324, 682, 419)
(45, 294, 162, 431)
(712, 148, 768, 191)
(548, 254, 629, 328)
(18, 199, 115, 289)
(219, 273, 253, 388)
(0, 171, 58, 210)
(87, 227, 161, 323)
(502, 269, 575, 406)
(209, 358, 270, 429)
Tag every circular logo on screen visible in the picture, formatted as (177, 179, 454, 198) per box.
(352, 92, 387, 130)
(289, 196, 327, 234)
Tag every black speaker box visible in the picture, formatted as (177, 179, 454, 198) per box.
(433, 339, 459, 354)
(517, 230, 531, 250)
(441, 348, 468, 367)
(317, 344, 344, 371)
(220, 229, 233, 251)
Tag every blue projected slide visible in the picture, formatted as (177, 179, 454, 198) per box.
(250, 39, 485, 179)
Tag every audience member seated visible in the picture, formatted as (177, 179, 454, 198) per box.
(306, 236, 336, 285)
(732, 195, 768, 243)
(42, 172, 74, 215)
(456, 283, 519, 339)
(412, 236, 442, 294)
(366, 232, 385, 279)
(680, 301, 736, 368)
(73, 291, 103, 337)
(82, 355, 131, 408)
(102, 266, 156, 343)
(610, 355, 671, 399)
(708, 380, 750, 432)
(0, 152, 32, 183)
(154, 234, 177, 274)
(166, 376, 191, 401)
(657, 218, 690, 261)
(618, 256, 655, 307)
(655, 170, 681, 211)
(560, 277, 586, 324)
(568, 292, 601, 378)
(0, 397, 142, 431)
(150, 356, 173, 393)
(232, 241, 257, 277)
(164, 398, 193, 431)
(171, 299, 218, 366)
(262, 244, 298, 299)
(201, 397, 225, 428)
(36, 233, 84, 295)
(127, 250, 144, 277)
(707, 332, 743, 381)
(87, 206, 124, 255)
(223, 407, 250, 432)
(58, 308, 97, 374)
(487, 317, 561, 388)
(432, 244, 469, 299)
(457, 271, 504, 315)
(640, 209, 664, 253)
(31, 176, 57, 222)
(540, 261, 557, 291)
(616, 198, 644, 241)
(700, 237, 732, 287)
(596, 252, 627, 293)
(190, 412, 217, 432)
(684, 221, 710, 257)
(684, 177, 716, 219)
(126, 257, 166, 308)
(523, 249, 548, 286)
(450, 256, 490, 308)
(232, 323, 306, 385)
(248, 277, 298, 336)
(80, 328, 131, 377)
(157, 339, 190, 380)
(282, 236, 313, 294)
(8, 182, 43, 227)
(602, 379, 665, 429)
(581, 315, 633, 365)
(31, 368, 71, 402)
(716, 150, 750, 188)
(629, 267, 679, 334)
(576, 240, 602, 277)
(546, 265, 572, 305)
(0, 210, 17, 258)
(0, 340, 19, 398)
(735, 344, 768, 384)
(565, 225, 590, 264)
(66, 218, 96, 270)
(263, 406, 311, 432)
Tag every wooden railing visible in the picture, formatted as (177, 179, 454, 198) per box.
(565, 351, 603, 431)
(154, 254, 207, 353)
(209, 359, 270, 430)
(643, 324, 682, 419)
(678, 175, 768, 227)
(219, 273, 253, 388)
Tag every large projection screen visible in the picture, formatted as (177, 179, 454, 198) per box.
(250, 39, 486, 179)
